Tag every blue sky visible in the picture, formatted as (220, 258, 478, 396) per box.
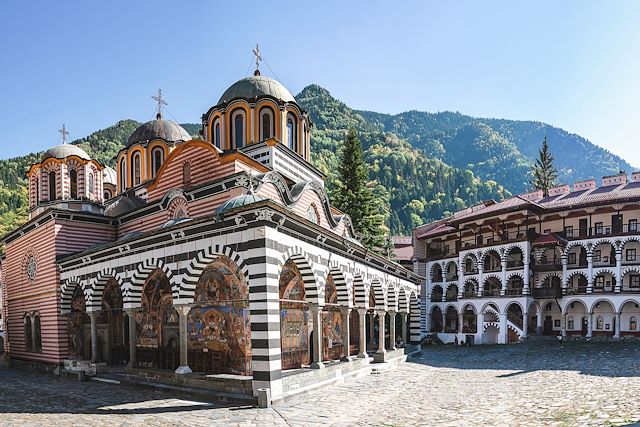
(2, 1, 640, 166)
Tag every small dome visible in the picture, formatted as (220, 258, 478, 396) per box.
(218, 75, 296, 105)
(214, 193, 265, 220)
(41, 144, 91, 162)
(127, 116, 191, 147)
(102, 166, 116, 185)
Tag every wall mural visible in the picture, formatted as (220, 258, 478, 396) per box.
(188, 256, 252, 375)
(138, 269, 177, 348)
(97, 279, 126, 363)
(68, 285, 88, 359)
(279, 260, 309, 369)
(322, 275, 343, 360)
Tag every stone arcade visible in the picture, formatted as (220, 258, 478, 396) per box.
(0, 68, 420, 402)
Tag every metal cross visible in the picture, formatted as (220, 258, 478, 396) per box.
(59, 124, 69, 144)
(152, 88, 167, 118)
(252, 44, 262, 72)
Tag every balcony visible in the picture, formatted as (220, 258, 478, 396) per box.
(531, 259, 562, 272)
(567, 223, 639, 240)
(532, 286, 562, 299)
(460, 229, 532, 251)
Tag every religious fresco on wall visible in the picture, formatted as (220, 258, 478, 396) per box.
(322, 274, 343, 360)
(188, 256, 252, 375)
(97, 279, 126, 359)
(279, 260, 309, 369)
(67, 285, 87, 359)
(138, 269, 177, 348)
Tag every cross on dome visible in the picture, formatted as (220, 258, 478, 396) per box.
(252, 44, 262, 76)
(59, 124, 69, 144)
(152, 88, 167, 119)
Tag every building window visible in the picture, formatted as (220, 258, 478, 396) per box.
(568, 253, 576, 264)
(232, 110, 245, 149)
(564, 226, 574, 238)
(307, 204, 318, 224)
(627, 249, 637, 262)
(213, 119, 221, 149)
(35, 176, 40, 204)
(48, 171, 57, 201)
(183, 161, 191, 185)
(33, 314, 41, 352)
(302, 123, 307, 156)
(260, 108, 273, 141)
(630, 219, 638, 232)
(104, 190, 112, 200)
(131, 152, 142, 186)
(631, 316, 638, 331)
(543, 229, 551, 235)
(593, 250, 601, 263)
(595, 222, 604, 235)
(119, 158, 126, 191)
(287, 113, 297, 151)
(24, 315, 33, 352)
(594, 275, 605, 288)
(88, 172, 94, 195)
(152, 147, 164, 177)
(631, 275, 640, 288)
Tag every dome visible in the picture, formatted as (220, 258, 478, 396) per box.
(218, 75, 296, 105)
(102, 166, 116, 185)
(127, 116, 191, 147)
(214, 193, 265, 220)
(41, 144, 91, 162)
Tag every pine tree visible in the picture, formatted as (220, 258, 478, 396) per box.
(530, 136, 558, 197)
(334, 128, 388, 251)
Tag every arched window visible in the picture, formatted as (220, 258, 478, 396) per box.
(24, 314, 33, 351)
(287, 114, 297, 151)
(48, 171, 57, 201)
(307, 204, 318, 224)
(119, 157, 126, 191)
(183, 161, 191, 185)
(104, 190, 112, 200)
(35, 176, 40, 205)
(69, 169, 78, 199)
(88, 172, 94, 195)
(302, 122, 307, 156)
(260, 108, 273, 141)
(131, 152, 142, 186)
(33, 314, 42, 352)
(232, 110, 245, 149)
(151, 146, 164, 177)
(213, 119, 221, 149)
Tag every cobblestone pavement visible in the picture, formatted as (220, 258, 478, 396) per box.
(3, 341, 640, 426)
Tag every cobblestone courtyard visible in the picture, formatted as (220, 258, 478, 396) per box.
(2, 341, 640, 426)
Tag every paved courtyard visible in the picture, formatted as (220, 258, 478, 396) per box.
(2, 341, 640, 426)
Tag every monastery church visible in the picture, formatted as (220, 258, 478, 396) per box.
(0, 60, 421, 401)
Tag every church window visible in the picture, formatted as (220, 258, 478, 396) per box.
(119, 157, 126, 191)
(152, 146, 164, 177)
(260, 108, 273, 141)
(69, 169, 78, 199)
(88, 172, 94, 195)
(35, 176, 39, 204)
(213, 119, 222, 149)
(232, 110, 245, 149)
(302, 122, 307, 155)
(104, 190, 112, 200)
(287, 113, 297, 152)
(48, 171, 57, 201)
(33, 314, 42, 352)
(183, 161, 191, 185)
(24, 314, 33, 352)
(307, 204, 319, 224)
(132, 152, 142, 186)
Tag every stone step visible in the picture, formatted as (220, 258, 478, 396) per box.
(370, 363, 392, 374)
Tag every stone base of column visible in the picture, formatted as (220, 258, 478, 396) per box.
(175, 365, 192, 374)
(310, 361, 325, 369)
(376, 348, 387, 354)
(340, 355, 352, 362)
(357, 351, 368, 359)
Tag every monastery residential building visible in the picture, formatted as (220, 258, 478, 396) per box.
(0, 68, 420, 402)
(415, 174, 640, 345)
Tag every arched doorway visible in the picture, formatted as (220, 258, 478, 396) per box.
(592, 300, 615, 337)
(97, 279, 127, 364)
(68, 285, 90, 360)
(444, 306, 458, 333)
(430, 306, 443, 333)
(137, 269, 178, 370)
(506, 303, 523, 343)
(322, 274, 344, 361)
(349, 287, 360, 356)
(190, 256, 251, 375)
(279, 259, 310, 370)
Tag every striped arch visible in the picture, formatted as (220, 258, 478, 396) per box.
(327, 266, 349, 306)
(483, 273, 502, 285)
(562, 298, 588, 313)
(592, 238, 616, 249)
(507, 271, 524, 281)
(621, 236, 640, 250)
(429, 262, 443, 281)
(504, 243, 525, 257)
(409, 292, 421, 343)
(60, 277, 84, 315)
(127, 258, 176, 308)
(179, 245, 249, 303)
(567, 270, 588, 281)
(86, 269, 122, 312)
(398, 287, 408, 313)
(460, 302, 477, 313)
(353, 274, 367, 308)
(563, 240, 589, 256)
(622, 267, 640, 277)
(480, 248, 503, 264)
(387, 282, 399, 312)
(369, 278, 386, 310)
(539, 271, 562, 284)
(590, 298, 615, 313)
(481, 302, 500, 316)
(461, 251, 479, 266)
(279, 247, 320, 304)
(593, 268, 616, 279)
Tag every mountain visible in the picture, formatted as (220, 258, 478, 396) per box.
(0, 83, 632, 238)
(359, 109, 633, 194)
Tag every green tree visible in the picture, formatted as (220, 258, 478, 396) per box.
(334, 128, 387, 251)
(530, 136, 558, 197)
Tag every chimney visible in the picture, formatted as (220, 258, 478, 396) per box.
(602, 172, 627, 187)
(548, 184, 570, 197)
(573, 179, 597, 191)
(520, 190, 544, 201)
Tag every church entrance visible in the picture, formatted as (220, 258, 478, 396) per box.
(97, 279, 128, 365)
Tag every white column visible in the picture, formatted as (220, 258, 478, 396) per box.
(561, 255, 568, 294)
(125, 309, 137, 369)
(310, 304, 324, 369)
(587, 252, 594, 294)
(441, 278, 447, 302)
(368, 312, 375, 347)
(522, 312, 529, 338)
(477, 265, 484, 297)
(536, 310, 543, 335)
(500, 259, 508, 296)
(389, 311, 397, 351)
(377, 311, 387, 354)
(340, 307, 351, 362)
(614, 312, 621, 339)
(357, 309, 368, 358)
(523, 257, 530, 296)
(402, 312, 409, 347)
(560, 313, 567, 337)
(586, 312, 593, 337)
(615, 250, 622, 292)
(477, 312, 485, 342)
(88, 311, 99, 363)
(175, 305, 192, 374)
(458, 312, 464, 334)
(498, 313, 507, 344)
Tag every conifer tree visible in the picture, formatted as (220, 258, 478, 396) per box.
(531, 136, 558, 197)
(334, 128, 387, 251)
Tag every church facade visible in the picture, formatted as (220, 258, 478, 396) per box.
(0, 71, 420, 400)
